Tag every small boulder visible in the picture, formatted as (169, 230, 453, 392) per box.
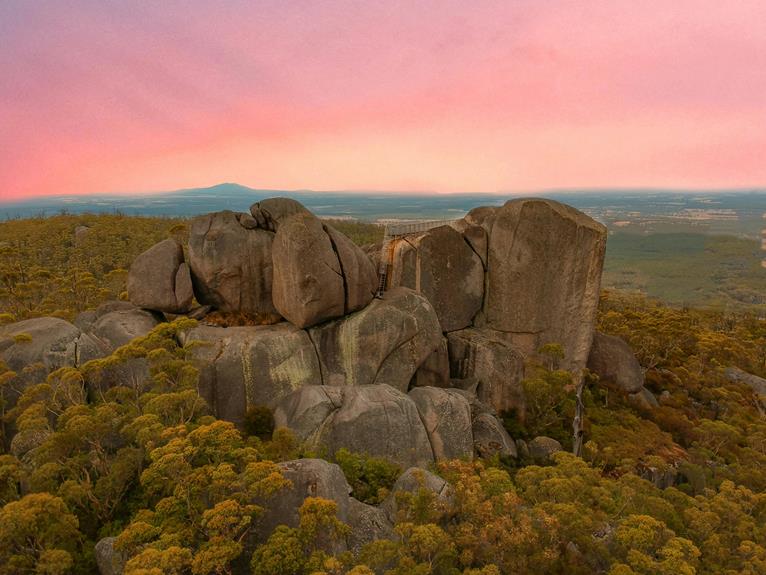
(528, 436, 563, 464)
(255, 458, 351, 543)
(0, 318, 99, 411)
(472, 412, 517, 459)
(629, 388, 659, 411)
(88, 307, 162, 350)
(381, 467, 452, 522)
(308, 287, 442, 391)
(346, 497, 395, 555)
(408, 387, 474, 461)
(389, 225, 484, 332)
(273, 385, 344, 442)
(275, 385, 434, 469)
(74, 225, 90, 244)
(587, 332, 644, 394)
(446, 328, 526, 414)
(187, 210, 278, 316)
(181, 323, 321, 426)
(79, 306, 162, 393)
(95, 536, 126, 575)
(10, 428, 50, 458)
(127, 239, 193, 313)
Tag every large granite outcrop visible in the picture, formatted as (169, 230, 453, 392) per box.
(274, 385, 435, 468)
(482, 198, 607, 371)
(4, 196, 611, 476)
(388, 225, 484, 332)
(127, 239, 193, 313)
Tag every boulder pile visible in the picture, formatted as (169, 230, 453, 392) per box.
(1, 197, 612, 465)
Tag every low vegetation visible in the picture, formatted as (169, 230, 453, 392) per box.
(1, 215, 765, 574)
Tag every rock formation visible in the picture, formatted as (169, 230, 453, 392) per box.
(3, 196, 613, 478)
(587, 331, 645, 394)
(482, 199, 607, 371)
(187, 210, 278, 317)
(271, 213, 377, 327)
(127, 239, 193, 313)
(274, 385, 435, 468)
(308, 287, 442, 391)
(389, 224, 484, 331)
(446, 327, 526, 414)
(180, 323, 321, 425)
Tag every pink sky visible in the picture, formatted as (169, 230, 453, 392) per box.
(1, 1, 765, 200)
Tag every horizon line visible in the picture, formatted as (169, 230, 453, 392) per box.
(2, 182, 766, 205)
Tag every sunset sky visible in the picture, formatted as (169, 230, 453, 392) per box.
(1, 1, 765, 200)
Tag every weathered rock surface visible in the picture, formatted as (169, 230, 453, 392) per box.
(346, 497, 395, 554)
(587, 331, 644, 393)
(408, 387, 473, 461)
(484, 199, 607, 371)
(250, 197, 312, 232)
(127, 239, 193, 313)
(324, 223, 379, 314)
(271, 213, 377, 328)
(309, 287, 442, 391)
(389, 225, 484, 332)
(78, 306, 163, 394)
(528, 436, 563, 463)
(271, 213, 345, 327)
(381, 467, 452, 522)
(724, 367, 766, 401)
(74, 300, 136, 332)
(188, 210, 278, 316)
(472, 412, 517, 459)
(256, 458, 351, 540)
(95, 536, 126, 575)
(181, 323, 321, 425)
(0, 318, 101, 405)
(446, 327, 526, 414)
(275, 385, 434, 468)
(629, 388, 659, 410)
(10, 428, 50, 458)
(273, 385, 343, 442)
(88, 307, 162, 351)
(450, 219, 489, 268)
(412, 336, 451, 388)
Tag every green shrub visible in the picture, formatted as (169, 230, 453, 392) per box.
(243, 404, 275, 439)
(334, 448, 401, 504)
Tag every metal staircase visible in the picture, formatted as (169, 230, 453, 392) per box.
(376, 219, 458, 296)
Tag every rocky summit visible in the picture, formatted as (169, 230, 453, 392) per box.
(1, 196, 613, 466)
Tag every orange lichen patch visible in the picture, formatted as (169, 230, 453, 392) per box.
(202, 311, 283, 327)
